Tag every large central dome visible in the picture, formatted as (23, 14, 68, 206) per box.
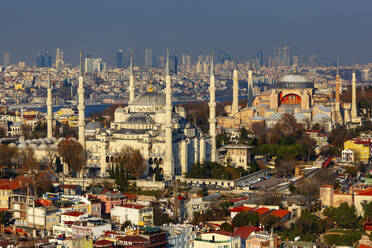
(276, 73, 313, 89)
(132, 91, 166, 106)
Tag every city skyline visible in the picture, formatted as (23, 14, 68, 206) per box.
(0, 0, 371, 65)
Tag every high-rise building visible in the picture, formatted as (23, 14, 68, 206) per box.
(257, 51, 263, 66)
(274, 47, 290, 66)
(299, 55, 306, 66)
(309, 55, 319, 67)
(145, 48, 152, 68)
(85, 55, 94, 73)
(116, 49, 123, 68)
(169, 56, 178, 75)
(55, 48, 64, 69)
(293, 56, 298, 66)
(37, 50, 52, 68)
(3, 52, 10, 66)
(85, 56, 106, 73)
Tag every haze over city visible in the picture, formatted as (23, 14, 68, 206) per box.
(1, 0, 372, 64)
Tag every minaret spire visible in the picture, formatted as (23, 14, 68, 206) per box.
(129, 51, 135, 104)
(351, 67, 357, 119)
(164, 48, 174, 179)
(247, 67, 254, 107)
(46, 72, 53, 138)
(78, 51, 86, 149)
(209, 51, 217, 162)
(231, 62, 239, 115)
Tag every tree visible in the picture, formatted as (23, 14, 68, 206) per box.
(334, 203, 360, 229)
(0, 144, 18, 177)
(240, 127, 248, 141)
(260, 214, 280, 230)
(362, 201, 372, 220)
(220, 222, 234, 232)
(232, 212, 259, 227)
(250, 122, 265, 144)
(0, 211, 12, 225)
(153, 205, 174, 226)
(58, 138, 86, 177)
(0, 127, 6, 138)
(276, 159, 296, 178)
(118, 146, 145, 179)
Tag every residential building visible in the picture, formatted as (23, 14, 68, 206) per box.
(344, 139, 372, 163)
(161, 224, 196, 248)
(111, 204, 153, 226)
(194, 231, 241, 248)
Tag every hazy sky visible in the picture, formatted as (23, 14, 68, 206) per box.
(1, 0, 371, 65)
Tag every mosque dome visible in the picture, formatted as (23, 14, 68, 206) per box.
(132, 91, 166, 106)
(86, 122, 102, 130)
(276, 73, 313, 89)
(125, 113, 154, 125)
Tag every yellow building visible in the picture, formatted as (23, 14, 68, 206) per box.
(223, 144, 253, 170)
(344, 139, 372, 163)
(0, 178, 25, 210)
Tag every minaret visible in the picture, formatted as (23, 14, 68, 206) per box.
(78, 51, 86, 149)
(334, 67, 342, 125)
(46, 73, 53, 138)
(231, 63, 239, 115)
(129, 52, 135, 104)
(247, 68, 254, 107)
(164, 48, 174, 179)
(209, 52, 217, 162)
(351, 69, 357, 119)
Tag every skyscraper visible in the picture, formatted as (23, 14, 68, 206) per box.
(85, 55, 94, 73)
(309, 55, 319, 67)
(55, 48, 64, 69)
(257, 51, 263, 66)
(116, 49, 123, 68)
(169, 56, 178, 75)
(145, 48, 152, 68)
(37, 50, 52, 68)
(3, 52, 10, 66)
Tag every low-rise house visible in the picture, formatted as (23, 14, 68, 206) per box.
(116, 227, 167, 247)
(96, 190, 126, 215)
(233, 226, 261, 248)
(194, 231, 241, 248)
(61, 211, 88, 223)
(0, 178, 27, 210)
(229, 206, 254, 219)
(54, 217, 111, 239)
(111, 204, 153, 226)
(161, 224, 196, 248)
(26, 207, 60, 231)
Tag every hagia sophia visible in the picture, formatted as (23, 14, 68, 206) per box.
(218, 65, 361, 133)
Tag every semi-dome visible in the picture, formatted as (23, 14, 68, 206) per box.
(132, 91, 166, 106)
(276, 73, 313, 89)
(86, 122, 102, 130)
(125, 113, 154, 125)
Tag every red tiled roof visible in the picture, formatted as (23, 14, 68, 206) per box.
(62, 211, 85, 217)
(119, 235, 148, 243)
(234, 226, 260, 239)
(124, 193, 137, 200)
(356, 188, 372, 196)
(229, 196, 248, 202)
(94, 240, 113, 246)
(122, 204, 145, 210)
(270, 209, 291, 219)
(321, 185, 334, 188)
(0, 178, 26, 190)
(253, 207, 271, 216)
(358, 244, 372, 248)
(229, 206, 253, 213)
